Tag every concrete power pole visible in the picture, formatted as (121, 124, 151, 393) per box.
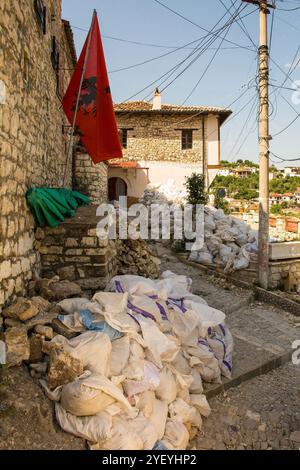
(242, 0, 275, 289)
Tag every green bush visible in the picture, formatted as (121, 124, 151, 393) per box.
(185, 173, 208, 206)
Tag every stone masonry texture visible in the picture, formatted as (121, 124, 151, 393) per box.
(0, 0, 75, 309)
(113, 112, 206, 164)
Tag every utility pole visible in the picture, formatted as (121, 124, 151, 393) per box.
(242, 0, 275, 289)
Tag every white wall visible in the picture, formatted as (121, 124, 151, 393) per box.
(108, 161, 204, 198)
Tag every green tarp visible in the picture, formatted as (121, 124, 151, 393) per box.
(26, 188, 90, 228)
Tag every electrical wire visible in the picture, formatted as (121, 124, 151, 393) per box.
(152, 0, 257, 52)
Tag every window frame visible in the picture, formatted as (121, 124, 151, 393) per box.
(181, 129, 193, 150)
(119, 128, 133, 149)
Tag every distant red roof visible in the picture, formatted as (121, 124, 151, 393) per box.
(109, 161, 148, 170)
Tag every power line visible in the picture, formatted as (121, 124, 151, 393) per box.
(70, 25, 241, 51)
(158, 4, 250, 95)
(152, 0, 257, 52)
(270, 151, 300, 162)
(272, 93, 300, 137)
(181, 8, 239, 104)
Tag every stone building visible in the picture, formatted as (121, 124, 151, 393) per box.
(111, 91, 231, 200)
(73, 91, 231, 203)
(0, 0, 77, 309)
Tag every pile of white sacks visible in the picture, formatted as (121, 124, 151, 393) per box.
(40, 271, 233, 450)
(139, 183, 258, 272)
(190, 207, 258, 272)
(140, 180, 187, 207)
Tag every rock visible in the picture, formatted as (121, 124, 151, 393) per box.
(243, 418, 258, 431)
(2, 298, 39, 322)
(290, 431, 300, 443)
(51, 318, 78, 339)
(31, 296, 51, 312)
(0, 340, 6, 365)
(43, 280, 82, 301)
(215, 441, 227, 450)
(116, 239, 160, 279)
(36, 276, 59, 298)
(48, 349, 84, 389)
(76, 278, 107, 291)
(258, 423, 267, 432)
(4, 306, 61, 332)
(34, 325, 54, 340)
(30, 362, 48, 373)
(4, 327, 30, 366)
(246, 410, 261, 422)
(57, 266, 76, 281)
(29, 334, 44, 363)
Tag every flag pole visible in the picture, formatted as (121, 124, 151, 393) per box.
(62, 10, 97, 187)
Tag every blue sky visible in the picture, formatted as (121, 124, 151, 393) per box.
(62, 0, 300, 167)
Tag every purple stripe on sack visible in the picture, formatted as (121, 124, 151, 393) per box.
(114, 280, 124, 293)
(208, 327, 212, 336)
(214, 337, 227, 357)
(148, 294, 158, 299)
(155, 302, 168, 321)
(198, 339, 214, 354)
(223, 360, 232, 372)
(127, 312, 140, 325)
(167, 298, 187, 313)
(127, 301, 157, 322)
(219, 323, 226, 336)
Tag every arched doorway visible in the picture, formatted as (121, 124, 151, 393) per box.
(108, 177, 128, 201)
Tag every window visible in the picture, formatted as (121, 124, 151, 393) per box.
(34, 0, 46, 34)
(119, 128, 133, 149)
(51, 36, 59, 71)
(119, 129, 128, 149)
(51, 36, 60, 95)
(182, 129, 193, 150)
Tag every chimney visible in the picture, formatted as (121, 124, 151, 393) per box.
(152, 88, 162, 110)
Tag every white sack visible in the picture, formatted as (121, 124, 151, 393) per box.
(108, 335, 130, 377)
(148, 398, 168, 440)
(155, 366, 177, 404)
(55, 402, 113, 442)
(123, 361, 160, 396)
(51, 331, 111, 376)
(60, 373, 132, 416)
(138, 315, 179, 368)
(58, 298, 90, 315)
(94, 416, 144, 450)
(135, 391, 156, 419)
(168, 398, 202, 429)
(190, 394, 211, 417)
(128, 412, 158, 450)
(161, 419, 189, 450)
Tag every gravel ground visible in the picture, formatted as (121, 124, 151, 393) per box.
(194, 363, 300, 450)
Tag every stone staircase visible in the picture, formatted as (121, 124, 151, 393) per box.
(35, 206, 117, 291)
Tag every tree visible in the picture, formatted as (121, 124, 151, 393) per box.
(214, 188, 230, 214)
(270, 204, 283, 215)
(185, 173, 208, 206)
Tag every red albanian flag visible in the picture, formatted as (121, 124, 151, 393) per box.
(63, 11, 122, 164)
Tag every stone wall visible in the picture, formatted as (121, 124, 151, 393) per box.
(73, 147, 108, 205)
(0, 0, 75, 309)
(114, 113, 206, 164)
(36, 222, 118, 292)
(269, 259, 300, 291)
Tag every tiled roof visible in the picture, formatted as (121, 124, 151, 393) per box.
(109, 161, 149, 169)
(114, 101, 232, 123)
